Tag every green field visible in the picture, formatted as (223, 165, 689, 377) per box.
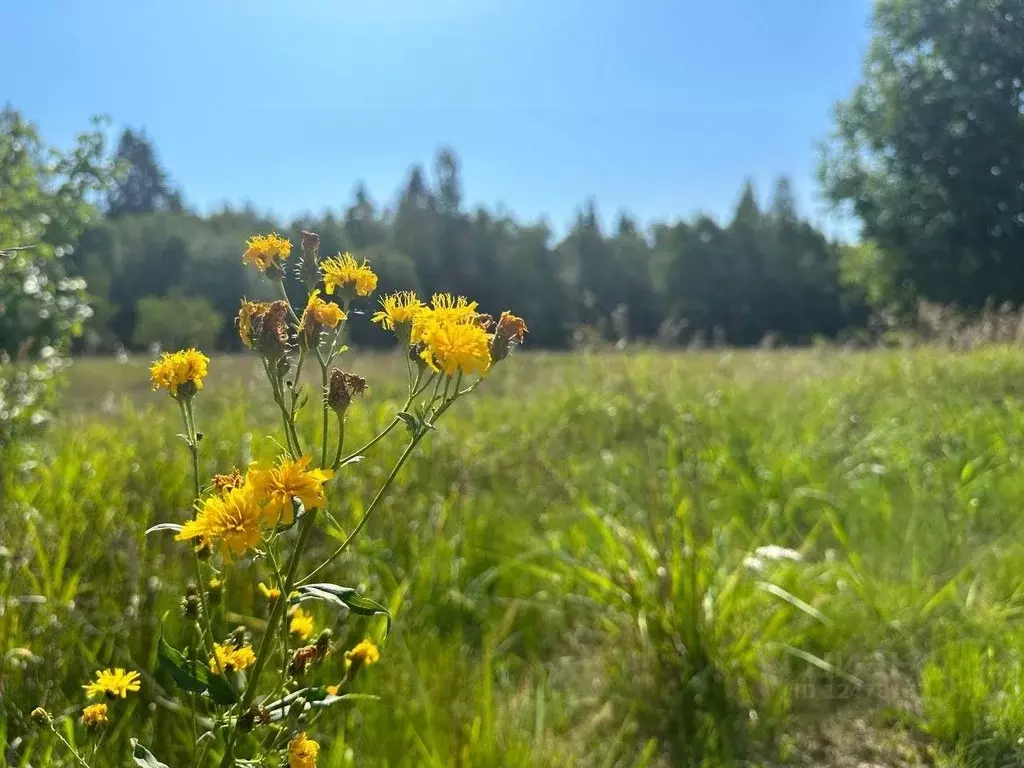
(7, 348, 1024, 766)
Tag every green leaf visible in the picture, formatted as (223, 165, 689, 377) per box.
(157, 634, 209, 694)
(343, 594, 393, 638)
(207, 670, 240, 705)
(131, 740, 170, 768)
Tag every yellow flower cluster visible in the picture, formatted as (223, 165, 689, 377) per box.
(320, 252, 378, 298)
(83, 668, 141, 699)
(288, 732, 320, 768)
(209, 642, 257, 675)
(371, 292, 527, 377)
(242, 232, 292, 272)
(149, 349, 210, 398)
(175, 456, 333, 559)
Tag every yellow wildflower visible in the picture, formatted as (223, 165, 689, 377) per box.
(321, 252, 377, 298)
(289, 606, 315, 640)
(209, 642, 256, 674)
(419, 317, 492, 377)
(81, 703, 108, 727)
(344, 639, 381, 670)
(242, 232, 292, 272)
(326, 684, 340, 696)
(83, 668, 141, 699)
(176, 484, 265, 559)
(411, 293, 479, 342)
(258, 582, 281, 600)
(149, 349, 209, 398)
(298, 290, 346, 348)
(250, 455, 333, 525)
(288, 732, 320, 768)
(372, 291, 424, 343)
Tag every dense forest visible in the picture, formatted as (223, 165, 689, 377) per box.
(7, 0, 1024, 356)
(65, 132, 863, 352)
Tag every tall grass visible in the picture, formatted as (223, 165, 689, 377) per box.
(5, 349, 1024, 765)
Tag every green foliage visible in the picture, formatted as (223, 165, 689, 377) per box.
(0, 107, 113, 454)
(822, 0, 1024, 309)
(132, 294, 224, 350)
(6, 350, 1024, 765)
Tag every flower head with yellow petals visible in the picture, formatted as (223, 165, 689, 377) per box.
(321, 252, 377, 299)
(209, 642, 256, 674)
(344, 639, 381, 670)
(288, 732, 320, 768)
(176, 484, 265, 559)
(83, 668, 141, 699)
(372, 291, 424, 344)
(81, 703, 108, 727)
(243, 233, 292, 273)
(250, 455, 333, 525)
(149, 349, 210, 398)
(298, 290, 346, 349)
(289, 606, 315, 640)
(418, 317, 492, 377)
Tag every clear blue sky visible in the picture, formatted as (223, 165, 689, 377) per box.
(4, 0, 870, 236)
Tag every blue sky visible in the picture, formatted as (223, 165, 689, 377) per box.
(4, 0, 870, 236)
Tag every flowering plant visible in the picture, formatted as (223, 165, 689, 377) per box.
(33, 230, 525, 767)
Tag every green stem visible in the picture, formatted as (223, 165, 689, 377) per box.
(318, 351, 330, 467)
(219, 509, 320, 768)
(179, 399, 221, 673)
(331, 417, 346, 470)
(50, 725, 92, 768)
(299, 436, 421, 585)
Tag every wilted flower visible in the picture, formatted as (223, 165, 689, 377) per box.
(149, 349, 209, 399)
(321, 252, 377, 299)
(326, 368, 367, 415)
(83, 668, 141, 699)
(237, 300, 290, 362)
(490, 311, 528, 362)
(212, 467, 244, 496)
(242, 233, 292, 273)
(81, 703, 108, 727)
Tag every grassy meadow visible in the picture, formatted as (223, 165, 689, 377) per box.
(7, 348, 1024, 766)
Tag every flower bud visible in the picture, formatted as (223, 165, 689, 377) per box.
(207, 578, 223, 605)
(182, 594, 202, 620)
(327, 369, 367, 416)
(299, 231, 322, 288)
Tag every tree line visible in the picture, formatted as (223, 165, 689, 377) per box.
(70, 134, 865, 352)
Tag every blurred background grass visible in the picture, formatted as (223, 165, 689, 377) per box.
(6, 348, 1024, 766)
